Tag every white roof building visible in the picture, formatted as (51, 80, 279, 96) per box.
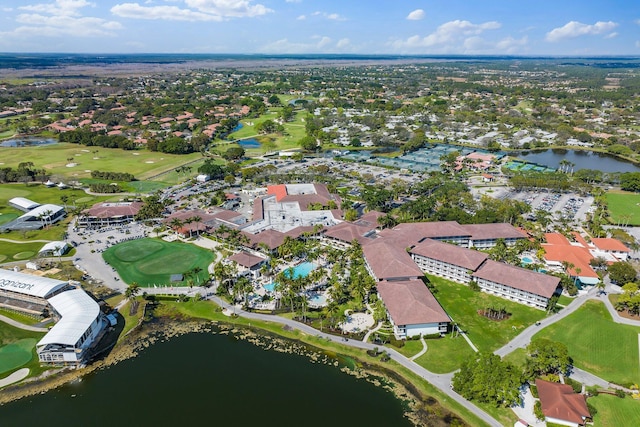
(0, 268, 68, 299)
(21, 204, 65, 222)
(38, 241, 70, 257)
(8, 197, 40, 212)
(37, 289, 101, 348)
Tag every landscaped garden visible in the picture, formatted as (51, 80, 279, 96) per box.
(532, 300, 640, 386)
(102, 238, 214, 287)
(425, 274, 546, 352)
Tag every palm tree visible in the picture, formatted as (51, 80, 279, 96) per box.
(125, 282, 141, 300)
(169, 218, 183, 236)
(596, 280, 606, 295)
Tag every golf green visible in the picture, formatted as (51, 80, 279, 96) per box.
(0, 338, 37, 375)
(13, 251, 35, 260)
(103, 238, 214, 287)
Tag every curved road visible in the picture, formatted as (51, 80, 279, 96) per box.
(0, 314, 48, 332)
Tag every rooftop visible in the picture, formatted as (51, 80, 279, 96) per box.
(377, 279, 450, 325)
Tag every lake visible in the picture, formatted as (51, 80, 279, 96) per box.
(0, 332, 413, 427)
(237, 138, 261, 148)
(0, 138, 57, 147)
(515, 149, 640, 173)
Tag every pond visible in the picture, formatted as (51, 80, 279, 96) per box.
(514, 149, 640, 173)
(0, 137, 57, 147)
(237, 138, 261, 148)
(0, 332, 414, 427)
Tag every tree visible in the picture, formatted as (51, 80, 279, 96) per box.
(125, 282, 141, 300)
(299, 135, 318, 151)
(524, 338, 571, 380)
(452, 352, 522, 407)
(223, 146, 245, 161)
(608, 261, 637, 284)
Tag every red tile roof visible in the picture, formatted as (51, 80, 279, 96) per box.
(461, 223, 526, 241)
(267, 184, 288, 201)
(324, 222, 375, 244)
(391, 221, 470, 246)
(472, 260, 560, 298)
(411, 239, 488, 270)
(592, 238, 630, 252)
(84, 202, 143, 218)
(245, 229, 286, 250)
(377, 279, 450, 325)
(536, 379, 590, 425)
(228, 251, 266, 269)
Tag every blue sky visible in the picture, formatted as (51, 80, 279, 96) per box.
(0, 0, 638, 55)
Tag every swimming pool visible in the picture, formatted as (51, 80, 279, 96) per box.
(521, 256, 533, 264)
(263, 262, 317, 292)
(308, 293, 327, 306)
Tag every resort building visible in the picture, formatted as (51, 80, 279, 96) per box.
(228, 251, 268, 279)
(362, 239, 423, 282)
(410, 239, 488, 284)
(535, 379, 591, 427)
(79, 202, 143, 227)
(0, 269, 106, 366)
(460, 223, 526, 249)
(376, 279, 450, 339)
(322, 221, 376, 249)
(471, 260, 560, 309)
(38, 241, 71, 257)
(1, 203, 66, 231)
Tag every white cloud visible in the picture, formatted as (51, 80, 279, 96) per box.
(390, 20, 501, 50)
(5, 1, 122, 39)
(406, 9, 425, 21)
(296, 14, 305, 20)
(184, 0, 272, 18)
(545, 21, 618, 42)
(636, 41, 640, 48)
(605, 32, 618, 39)
(262, 36, 351, 53)
(285, 0, 302, 3)
(496, 35, 528, 52)
(111, 3, 222, 21)
(311, 11, 346, 21)
(111, 0, 272, 21)
(19, 0, 93, 17)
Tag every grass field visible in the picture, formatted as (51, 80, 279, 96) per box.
(0, 321, 44, 377)
(426, 274, 546, 352)
(102, 238, 214, 287)
(533, 300, 640, 386)
(606, 191, 640, 226)
(0, 241, 48, 263)
(0, 143, 201, 181)
(413, 334, 477, 373)
(228, 109, 308, 155)
(589, 394, 640, 427)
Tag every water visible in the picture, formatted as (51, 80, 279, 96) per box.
(263, 282, 276, 292)
(0, 332, 412, 427)
(515, 149, 640, 173)
(0, 138, 57, 147)
(237, 138, 261, 148)
(521, 256, 533, 264)
(263, 263, 316, 292)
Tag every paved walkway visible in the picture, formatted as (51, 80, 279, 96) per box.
(0, 314, 48, 332)
(206, 294, 501, 427)
(410, 335, 428, 361)
(0, 368, 29, 388)
(0, 238, 52, 244)
(362, 321, 383, 343)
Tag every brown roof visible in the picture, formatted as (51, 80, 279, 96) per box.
(391, 221, 470, 246)
(461, 223, 526, 241)
(253, 197, 265, 221)
(536, 379, 590, 425)
(284, 226, 319, 238)
(377, 280, 450, 325)
(355, 210, 385, 227)
(84, 202, 143, 218)
(324, 222, 375, 244)
(410, 239, 488, 270)
(228, 251, 266, 268)
(362, 239, 424, 280)
(245, 229, 286, 250)
(210, 209, 244, 223)
(472, 260, 560, 298)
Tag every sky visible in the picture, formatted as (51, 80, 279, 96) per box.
(0, 0, 638, 55)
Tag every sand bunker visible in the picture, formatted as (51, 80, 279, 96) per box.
(132, 152, 140, 156)
(93, 157, 100, 160)
(66, 163, 78, 167)
(145, 161, 154, 164)
(81, 149, 90, 152)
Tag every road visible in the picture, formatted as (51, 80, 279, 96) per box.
(0, 314, 48, 332)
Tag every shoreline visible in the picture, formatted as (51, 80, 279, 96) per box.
(0, 312, 471, 427)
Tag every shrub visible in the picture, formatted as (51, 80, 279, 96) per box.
(533, 401, 545, 421)
(615, 388, 626, 398)
(389, 338, 405, 348)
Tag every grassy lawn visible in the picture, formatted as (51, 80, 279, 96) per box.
(0, 309, 42, 326)
(118, 300, 143, 340)
(0, 143, 201, 181)
(413, 335, 477, 373)
(103, 238, 214, 287)
(606, 191, 640, 226)
(157, 299, 494, 427)
(426, 274, 546, 352)
(0, 240, 48, 263)
(588, 394, 640, 427)
(228, 109, 308, 155)
(557, 294, 574, 307)
(502, 347, 528, 368)
(533, 300, 640, 386)
(0, 320, 45, 378)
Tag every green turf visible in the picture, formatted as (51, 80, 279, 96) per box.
(606, 191, 640, 226)
(0, 338, 37, 375)
(426, 274, 546, 352)
(13, 251, 35, 260)
(102, 238, 214, 286)
(589, 394, 640, 427)
(413, 334, 477, 373)
(533, 300, 640, 385)
(0, 321, 44, 377)
(0, 212, 18, 226)
(0, 143, 201, 181)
